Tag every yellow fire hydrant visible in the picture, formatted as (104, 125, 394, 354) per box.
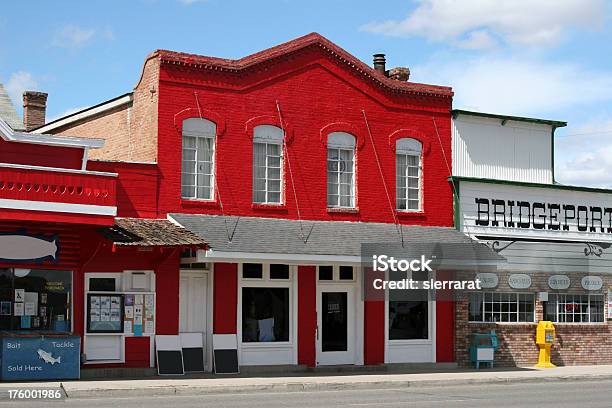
(535, 321, 556, 368)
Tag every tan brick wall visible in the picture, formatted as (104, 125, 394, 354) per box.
(455, 272, 612, 367)
(51, 56, 159, 162)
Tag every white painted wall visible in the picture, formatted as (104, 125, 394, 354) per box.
(453, 115, 553, 184)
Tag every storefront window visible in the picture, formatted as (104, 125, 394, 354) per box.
(242, 287, 289, 342)
(469, 292, 534, 323)
(388, 300, 428, 340)
(544, 294, 604, 323)
(0, 268, 72, 332)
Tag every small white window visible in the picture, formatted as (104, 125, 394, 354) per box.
(182, 118, 216, 200)
(253, 125, 284, 204)
(327, 132, 355, 208)
(396, 138, 422, 211)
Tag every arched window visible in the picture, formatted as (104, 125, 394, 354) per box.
(253, 125, 284, 204)
(396, 138, 422, 211)
(327, 132, 356, 208)
(181, 118, 216, 200)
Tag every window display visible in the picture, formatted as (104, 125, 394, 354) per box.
(0, 268, 72, 332)
(242, 287, 289, 342)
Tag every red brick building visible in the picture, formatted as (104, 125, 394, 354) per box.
(34, 33, 476, 369)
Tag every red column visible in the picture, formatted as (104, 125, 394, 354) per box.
(155, 250, 180, 334)
(364, 300, 385, 365)
(213, 263, 238, 334)
(297, 265, 316, 367)
(436, 270, 455, 362)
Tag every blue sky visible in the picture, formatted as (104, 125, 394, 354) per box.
(1, 0, 611, 186)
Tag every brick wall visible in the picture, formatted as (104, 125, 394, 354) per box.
(456, 271, 612, 367)
(51, 56, 159, 163)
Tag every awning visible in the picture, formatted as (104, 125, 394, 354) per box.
(98, 218, 207, 248)
(169, 214, 502, 265)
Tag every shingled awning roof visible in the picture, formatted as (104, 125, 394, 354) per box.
(99, 218, 207, 247)
(169, 214, 502, 265)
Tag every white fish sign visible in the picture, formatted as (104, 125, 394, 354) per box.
(0, 234, 59, 262)
(37, 348, 61, 365)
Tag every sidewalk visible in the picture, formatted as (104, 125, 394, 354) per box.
(3, 365, 612, 399)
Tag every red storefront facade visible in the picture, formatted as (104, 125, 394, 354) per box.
(36, 33, 460, 369)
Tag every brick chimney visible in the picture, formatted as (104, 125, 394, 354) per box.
(388, 67, 410, 82)
(23, 91, 48, 131)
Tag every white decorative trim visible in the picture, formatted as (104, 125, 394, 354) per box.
(0, 117, 104, 149)
(34, 94, 133, 134)
(0, 198, 117, 216)
(0, 162, 117, 177)
(197, 249, 361, 264)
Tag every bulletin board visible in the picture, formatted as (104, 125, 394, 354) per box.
(122, 293, 155, 336)
(87, 293, 124, 333)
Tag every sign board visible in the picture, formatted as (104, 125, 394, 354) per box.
(87, 293, 124, 333)
(508, 274, 531, 289)
(475, 273, 498, 289)
(155, 335, 184, 376)
(0, 336, 80, 380)
(180, 332, 205, 373)
(458, 181, 612, 242)
(548, 275, 571, 290)
(0, 233, 59, 263)
(581, 276, 603, 291)
(212, 334, 239, 374)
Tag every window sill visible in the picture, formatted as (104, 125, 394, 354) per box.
(396, 210, 426, 218)
(181, 198, 220, 208)
(252, 203, 287, 211)
(327, 207, 359, 214)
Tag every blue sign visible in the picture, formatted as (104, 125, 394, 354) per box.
(0, 336, 80, 381)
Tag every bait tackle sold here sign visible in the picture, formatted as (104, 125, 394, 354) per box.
(0, 336, 80, 380)
(458, 181, 612, 242)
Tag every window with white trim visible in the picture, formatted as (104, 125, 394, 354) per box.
(253, 125, 283, 204)
(327, 132, 355, 208)
(181, 118, 216, 200)
(469, 292, 535, 323)
(544, 294, 604, 323)
(396, 138, 422, 211)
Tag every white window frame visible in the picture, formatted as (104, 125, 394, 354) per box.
(468, 292, 536, 323)
(238, 263, 296, 349)
(181, 118, 216, 201)
(546, 293, 605, 324)
(253, 125, 284, 204)
(327, 132, 356, 209)
(396, 138, 422, 212)
(316, 265, 356, 282)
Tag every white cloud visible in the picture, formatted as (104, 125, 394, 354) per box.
(412, 56, 612, 116)
(361, 0, 603, 49)
(5, 71, 38, 106)
(51, 25, 96, 49)
(555, 117, 612, 187)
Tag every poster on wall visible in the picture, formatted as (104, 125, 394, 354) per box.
(87, 293, 124, 333)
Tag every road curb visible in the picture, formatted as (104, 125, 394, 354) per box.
(61, 373, 612, 399)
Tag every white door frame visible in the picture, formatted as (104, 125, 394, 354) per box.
(179, 268, 214, 372)
(316, 282, 358, 365)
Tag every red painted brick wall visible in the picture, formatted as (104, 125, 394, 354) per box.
(156, 47, 453, 227)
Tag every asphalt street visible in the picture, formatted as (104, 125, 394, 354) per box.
(1, 378, 611, 407)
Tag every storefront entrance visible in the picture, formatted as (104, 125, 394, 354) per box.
(316, 284, 355, 365)
(179, 270, 210, 370)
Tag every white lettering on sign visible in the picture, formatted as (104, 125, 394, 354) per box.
(508, 274, 532, 289)
(581, 276, 603, 291)
(548, 275, 571, 290)
(475, 273, 498, 289)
